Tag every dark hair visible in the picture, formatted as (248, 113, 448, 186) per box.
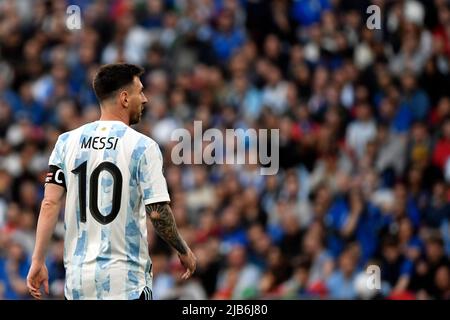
(382, 234, 399, 248)
(92, 63, 144, 102)
(292, 255, 312, 270)
(426, 233, 444, 247)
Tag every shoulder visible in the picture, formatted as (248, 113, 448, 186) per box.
(125, 127, 162, 163)
(56, 130, 71, 144)
(57, 122, 96, 142)
(128, 127, 159, 150)
(52, 129, 75, 152)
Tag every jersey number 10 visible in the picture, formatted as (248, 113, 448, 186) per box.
(72, 161, 123, 225)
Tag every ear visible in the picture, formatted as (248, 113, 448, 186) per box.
(119, 90, 129, 108)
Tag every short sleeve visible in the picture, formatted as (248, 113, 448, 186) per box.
(138, 143, 170, 205)
(48, 135, 65, 169)
(46, 134, 67, 189)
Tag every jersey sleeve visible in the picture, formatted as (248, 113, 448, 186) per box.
(48, 135, 65, 168)
(138, 142, 170, 205)
(46, 135, 67, 189)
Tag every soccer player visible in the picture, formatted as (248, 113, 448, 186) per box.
(26, 63, 196, 300)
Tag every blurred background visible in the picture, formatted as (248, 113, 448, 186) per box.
(0, 0, 450, 300)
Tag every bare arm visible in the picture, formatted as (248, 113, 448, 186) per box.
(32, 183, 65, 263)
(341, 199, 363, 238)
(146, 202, 196, 279)
(146, 202, 187, 255)
(27, 183, 65, 299)
(341, 210, 361, 238)
(393, 275, 410, 293)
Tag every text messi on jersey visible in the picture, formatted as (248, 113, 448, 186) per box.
(81, 136, 119, 150)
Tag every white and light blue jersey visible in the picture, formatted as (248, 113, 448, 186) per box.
(48, 120, 170, 300)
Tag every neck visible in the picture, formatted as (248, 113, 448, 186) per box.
(99, 105, 129, 125)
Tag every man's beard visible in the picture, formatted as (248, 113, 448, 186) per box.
(130, 112, 141, 125)
(130, 107, 143, 125)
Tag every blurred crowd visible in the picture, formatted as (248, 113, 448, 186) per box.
(1, 0, 450, 300)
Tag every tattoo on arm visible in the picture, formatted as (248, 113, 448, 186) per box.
(146, 202, 187, 255)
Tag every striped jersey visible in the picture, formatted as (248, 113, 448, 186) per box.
(48, 120, 170, 300)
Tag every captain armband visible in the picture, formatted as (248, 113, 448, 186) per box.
(45, 165, 66, 189)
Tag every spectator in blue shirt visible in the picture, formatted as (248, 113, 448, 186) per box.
(0, 63, 20, 110)
(326, 244, 360, 299)
(219, 205, 248, 250)
(400, 72, 430, 122)
(211, 10, 246, 62)
(379, 235, 414, 294)
(397, 217, 423, 263)
(423, 180, 450, 230)
(14, 82, 45, 126)
(291, 0, 332, 27)
(0, 235, 31, 300)
(378, 92, 414, 134)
